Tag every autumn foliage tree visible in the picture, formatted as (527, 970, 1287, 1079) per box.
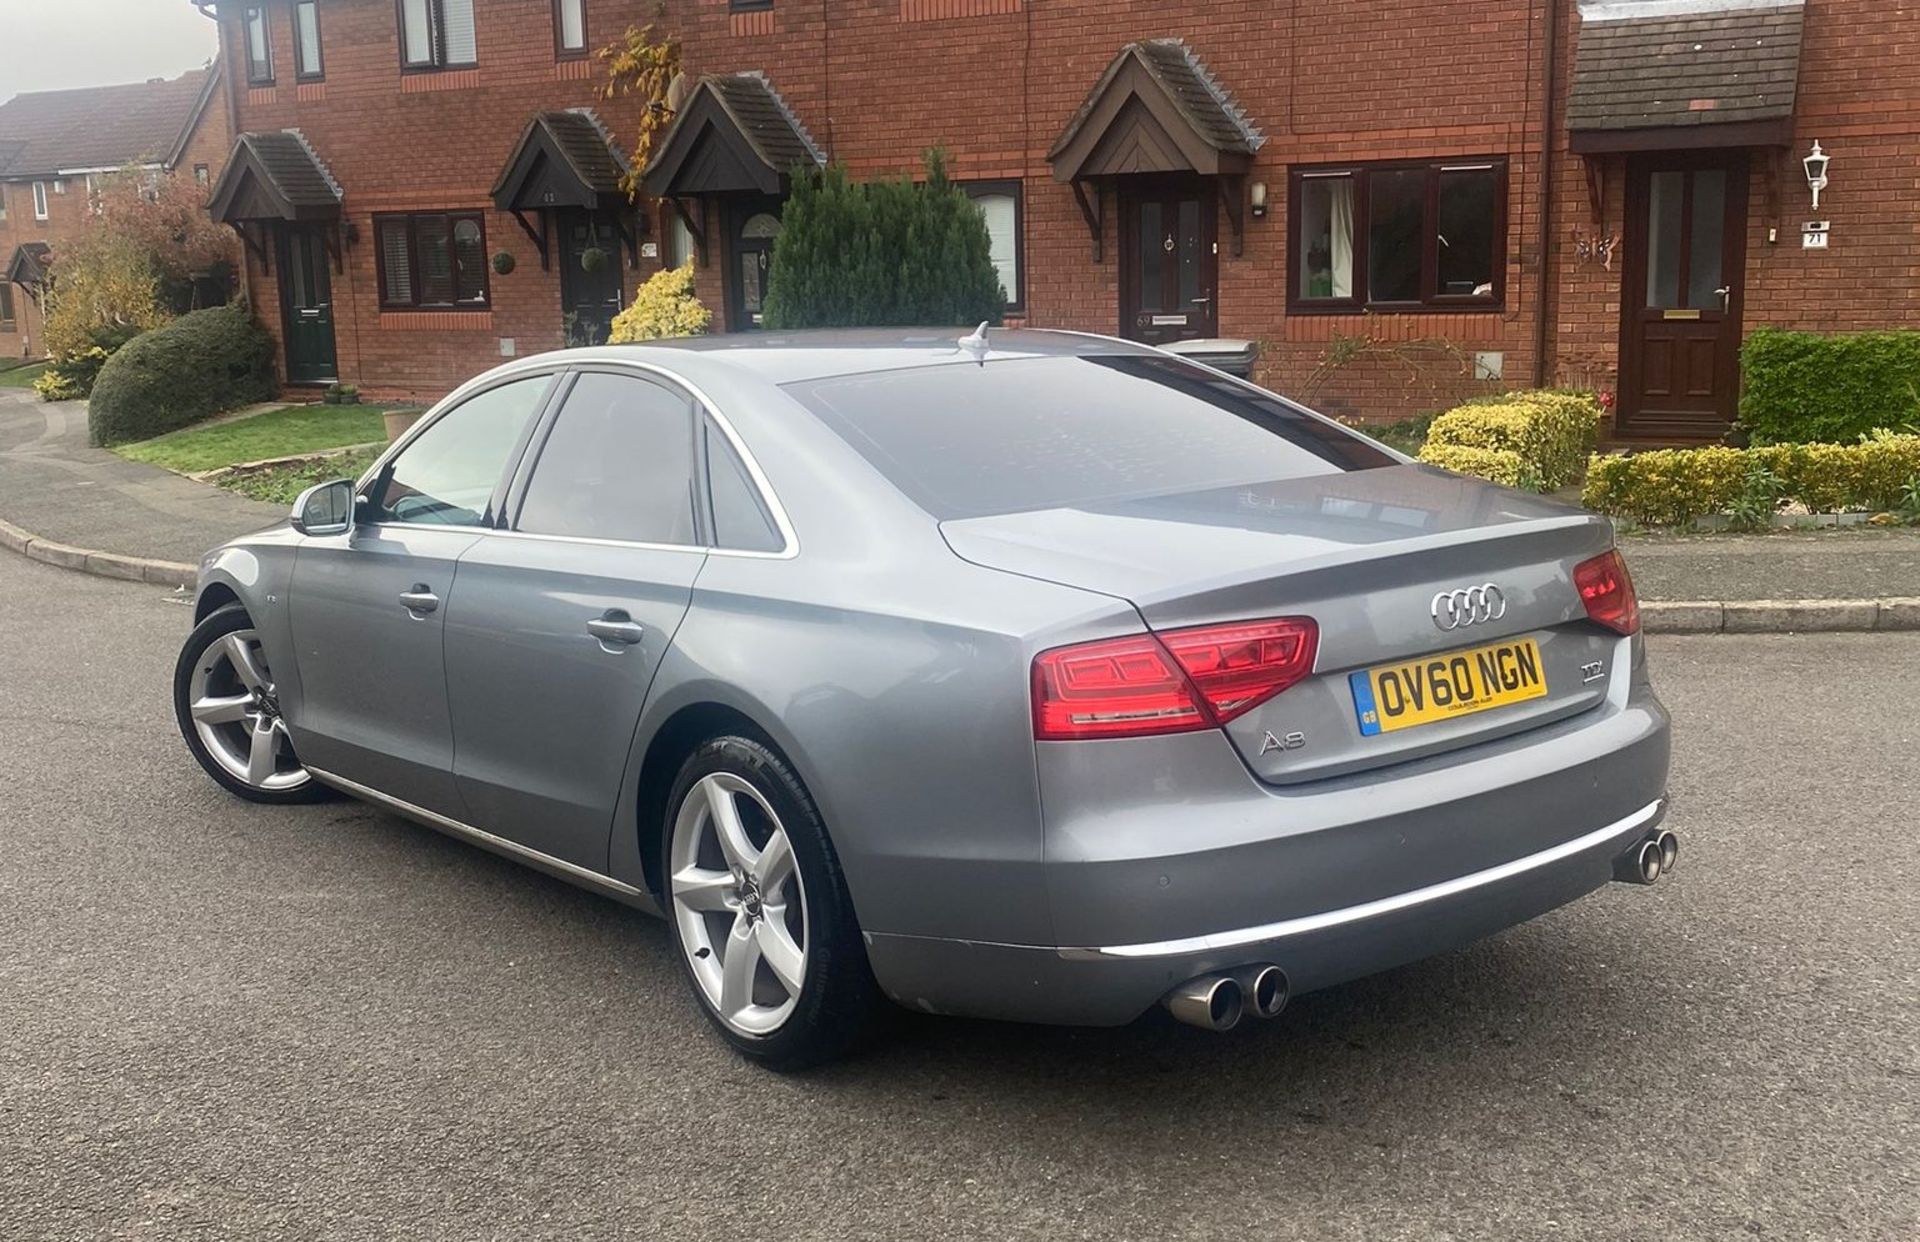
(597, 5, 682, 194)
(35, 166, 236, 400)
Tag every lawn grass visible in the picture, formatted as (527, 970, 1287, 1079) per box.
(218, 447, 384, 506)
(114, 403, 392, 473)
(0, 361, 48, 389)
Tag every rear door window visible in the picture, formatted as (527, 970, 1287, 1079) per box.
(515, 371, 699, 545)
(784, 353, 1394, 520)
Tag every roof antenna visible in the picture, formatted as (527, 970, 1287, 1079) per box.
(957, 321, 990, 363)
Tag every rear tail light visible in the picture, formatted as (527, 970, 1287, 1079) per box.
(1032, 617, 1318, 741)
(1574, 548, 1640, 635)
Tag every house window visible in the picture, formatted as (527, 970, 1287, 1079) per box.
(962, 181, 1024, 314)
(1290, 159, 1506, 312)
(32, 182, 48, 221)
(662, 202, 697, 268)
(0, 285, 15, 331)
(293, 0, 324, 80)
(0, 186, 9, 221)
(244, 5, 274, 84)
(729, 0, 774, 11)
(376, 212, 491, 309)
(554, 0, 586, 57)
(194, 164, 211, 186)
(399, 0, 479, 70)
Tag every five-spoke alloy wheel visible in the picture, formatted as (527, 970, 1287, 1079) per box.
(670, 772, 810, 1035)
(173, 604, 330, 804)
(663, 736, 884, 1069)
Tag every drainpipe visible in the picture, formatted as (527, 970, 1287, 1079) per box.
(1531, 0, 1562, 389)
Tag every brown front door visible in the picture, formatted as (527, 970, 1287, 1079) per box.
(1618, 152, 1749, 438)
(1120, 180, 1218, 344)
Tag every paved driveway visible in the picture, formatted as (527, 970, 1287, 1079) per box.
(0, 552, 1912, 1241)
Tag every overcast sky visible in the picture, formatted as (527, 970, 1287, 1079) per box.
(1, 0, 219, 100)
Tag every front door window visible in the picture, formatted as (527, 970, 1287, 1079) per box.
(733, 211, 779, 332)
(280, 227, 338, 385)
(559, 212, 624, 347)
(1619, 156, 1748, 438)
(1121, 183, 1217, 344)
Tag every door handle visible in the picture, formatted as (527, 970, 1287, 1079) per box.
(587, 610, 645, 649)
(1190, 296, 1212, 305)
(1715, 286, 1733, 311)
(399, 585, 439, 616)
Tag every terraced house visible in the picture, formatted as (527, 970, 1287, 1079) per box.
(0, 69, 230, 360)
(196, 0, 1915, 436)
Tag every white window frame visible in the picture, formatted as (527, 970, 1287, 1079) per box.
(962, 180, 1024, 315)
(32, 181, 49, 221)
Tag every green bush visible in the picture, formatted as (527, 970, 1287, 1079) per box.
(1582, 435, 1920, 527)
(762, 149, 1004, 330)
(1417, 391, 1603, 490)
(34, 322, 144, 401)
(1740, 328, 1920, 444)
(87, 304, 277, 447)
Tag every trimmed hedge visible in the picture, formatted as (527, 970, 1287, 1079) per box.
(1740, 328, 1920, 444)
(1582, 434, 1920, 527)
(1417, 391, 1603, 491)
(88, 305, 277, 447)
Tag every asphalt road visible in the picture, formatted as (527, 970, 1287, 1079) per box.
(0, 551, 1913, 1242)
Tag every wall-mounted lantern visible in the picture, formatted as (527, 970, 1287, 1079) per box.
(1802, 140, 1830, 211)
(1249, 181, 1268, 220)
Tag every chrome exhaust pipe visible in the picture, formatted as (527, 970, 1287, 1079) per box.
(1655, 829, 1679, 876)
(1231, 964, 1290, 1020)
(1612, 837, 1663, 885)
(1164, 974, 1244, 1031)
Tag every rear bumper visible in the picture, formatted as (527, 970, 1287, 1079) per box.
(864, 664, 1672, 1026)
(867, 796, 1666, 1026)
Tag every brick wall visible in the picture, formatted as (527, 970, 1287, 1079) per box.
(217, 0, 1920, 421)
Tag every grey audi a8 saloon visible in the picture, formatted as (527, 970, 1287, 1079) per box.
(174, 329, 1674, 1068)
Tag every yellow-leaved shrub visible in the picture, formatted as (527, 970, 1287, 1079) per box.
(608, 262, 711, 343)
(1582, 434, 1920, 527)
(1417, 392, 1603, 491)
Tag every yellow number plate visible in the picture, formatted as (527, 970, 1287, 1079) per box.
(1349, 638, 1547, 736)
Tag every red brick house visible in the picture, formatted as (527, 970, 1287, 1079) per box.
(200, 0, 1914, 437)
(0, 68, 230, 361)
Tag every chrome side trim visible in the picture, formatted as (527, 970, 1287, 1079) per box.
(306, 766, 652, 905)
(1073, 798, 1665, 960)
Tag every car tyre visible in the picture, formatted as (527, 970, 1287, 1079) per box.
(663, 735, 885, 1070)
(173, 604, 333, 805)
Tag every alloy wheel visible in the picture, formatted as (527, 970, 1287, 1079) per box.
(669, 772, 809, 1036)
(186, 629, 309, 793)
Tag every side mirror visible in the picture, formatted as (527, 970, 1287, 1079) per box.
(290, 478, 355, 536)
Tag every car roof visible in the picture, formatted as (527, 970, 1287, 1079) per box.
(533, 327, 1160, 386)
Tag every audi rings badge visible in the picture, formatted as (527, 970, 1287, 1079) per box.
(1431, 583, 1507, 631)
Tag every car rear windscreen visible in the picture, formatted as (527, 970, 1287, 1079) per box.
(784, 353, 1397, 520)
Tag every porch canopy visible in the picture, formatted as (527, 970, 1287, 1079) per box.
(207, 130, 343, 225)
(1567, 0, 1805, 154)
(640, 72, 822, 262)
(5, 242, 52, 291)
(642, 73, 822, 199)
(491, 109, 633, 268)
(1046, 39, 1262, 258)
